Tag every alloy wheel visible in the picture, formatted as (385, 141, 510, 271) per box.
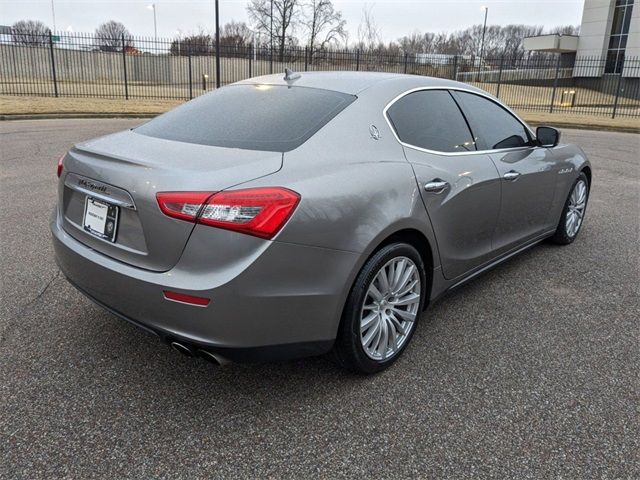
(566, 179, 587, 238)
(360, 256, 421, 361)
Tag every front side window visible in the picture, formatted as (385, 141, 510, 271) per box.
(136, 84, 355, 152)
(386, 90, 476, 153)
(453, 91, 532, 150)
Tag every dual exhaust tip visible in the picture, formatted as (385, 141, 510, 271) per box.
(169, 340, 227, 365)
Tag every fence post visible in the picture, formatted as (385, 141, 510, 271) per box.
(121, 34, 129, 100)
(549, 54, 562, 113)
(304, 47, 308, 72)
(611, 58, 625, 118)
(248, 45, 253, 78)
(270, 43, 273, 74)
(356, 49, 360, 71)
(404, 53, 408, 74)
(452, 55, 458, 80)
(188, 52, 193, 100)
(496, 55, 504, 98)
(48, 31, 58, 98)
(215, 0, 221, 89)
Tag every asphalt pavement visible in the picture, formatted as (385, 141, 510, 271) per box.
(1, 119, 638, 479)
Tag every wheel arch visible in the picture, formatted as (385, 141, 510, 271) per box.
(367, 228, 435, 309)
(580, 165, 592, 188)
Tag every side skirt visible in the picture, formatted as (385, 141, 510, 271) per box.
(429, 230, 555, 302)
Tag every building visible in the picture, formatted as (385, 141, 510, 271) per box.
(524, 0, 639, 77)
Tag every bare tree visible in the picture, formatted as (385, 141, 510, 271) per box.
(221, 20, 252, 47)
(356, 3, 380, 51)
(391, 24, 552, 61)
(247, 0, 300, 61)
(303, 0, 346, 61)
(548, 24, 580, 36)
(502, 24, 543, 60)
(95, 20, 134, 52)
(11, 20, 50, 46)
(170, 32, 213, 56)
(398, 31, 436, 54)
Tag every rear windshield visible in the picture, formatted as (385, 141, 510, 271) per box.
(135, 84, 356, 152)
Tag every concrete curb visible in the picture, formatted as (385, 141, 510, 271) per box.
(1, 112, 638, 133)
(0, 113, 158, 121)
(524, 120, 639, 134)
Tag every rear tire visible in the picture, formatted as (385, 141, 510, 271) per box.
(550, 172, 589, 245)
(334, 243, 427, 374)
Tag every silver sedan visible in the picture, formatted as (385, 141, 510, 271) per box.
(51, 72, 591, 373)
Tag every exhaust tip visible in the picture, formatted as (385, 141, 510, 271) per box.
(170, 341, 194, 357)
(197, 349, 227, 366)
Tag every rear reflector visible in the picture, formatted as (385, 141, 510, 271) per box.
(163, 290, 210, 307)
(57, 154, 64, 178)
(156, 187, 300, 239)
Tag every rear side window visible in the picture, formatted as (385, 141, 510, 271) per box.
(453, 91, 532, 150)
(386, 90, 476, 153)
(136, 84, 355, 152)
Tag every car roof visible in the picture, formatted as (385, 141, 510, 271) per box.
(236, 71, 482, 96)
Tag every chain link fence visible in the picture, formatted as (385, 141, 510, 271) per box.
(1, 32, 639, 118)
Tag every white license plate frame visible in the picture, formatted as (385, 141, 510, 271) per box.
(83, 197, 119, 243)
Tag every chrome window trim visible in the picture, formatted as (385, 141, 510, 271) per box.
(383, 86, 538, 157)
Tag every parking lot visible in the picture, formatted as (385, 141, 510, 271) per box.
(1, 119, 638, 478)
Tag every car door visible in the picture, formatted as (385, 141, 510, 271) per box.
(452, 91, 558, 254)
(386, 89, 501, 280)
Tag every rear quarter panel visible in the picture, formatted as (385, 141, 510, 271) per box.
(231, 89, 442, 314)
(237, 88, 440, 264)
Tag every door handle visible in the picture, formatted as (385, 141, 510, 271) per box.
(424, 179, 449, 194)
(503, 170, 521, 181)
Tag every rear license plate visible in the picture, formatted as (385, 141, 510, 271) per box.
(83, 197, 119, 242)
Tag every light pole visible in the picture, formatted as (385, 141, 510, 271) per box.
(50, 0, 57, 32)
(479, 6, 488, 69)
(269, 0, 273, 72)
(176, 29, 182, 56)
(215, 0, 220, 88)
(147, 4, 158, 43)
(248, 28, 261, 62)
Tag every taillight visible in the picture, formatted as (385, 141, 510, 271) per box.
(156, 187, 300, 239)
(156, 192, 214, 222)
(57, 154, 64, 178)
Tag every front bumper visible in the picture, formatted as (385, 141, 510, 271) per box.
(51, 213, 362, 362)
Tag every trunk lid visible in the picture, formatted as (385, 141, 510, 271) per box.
(59, 129, 282, 271)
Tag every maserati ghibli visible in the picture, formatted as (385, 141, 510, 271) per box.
(52, 71, 591, 373)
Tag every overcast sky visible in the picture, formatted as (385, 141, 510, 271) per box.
(1, 0, 585, 41)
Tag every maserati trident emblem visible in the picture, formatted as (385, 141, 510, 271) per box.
(369, 124, 381, 140)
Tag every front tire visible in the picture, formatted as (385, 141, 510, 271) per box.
(334, 243, 427, 374)
(550, 172, 589, 245)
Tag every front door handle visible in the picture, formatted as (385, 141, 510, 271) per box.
(424, 179, 449, 194)
(503, 170, 521, 181)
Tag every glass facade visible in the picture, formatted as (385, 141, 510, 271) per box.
(606, 0, 635, 73)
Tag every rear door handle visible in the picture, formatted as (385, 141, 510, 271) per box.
(424, 179, 449, 194)
(503, 170, 521, 181)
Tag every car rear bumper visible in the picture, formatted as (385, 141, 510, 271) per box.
(51, 212, 362, 362)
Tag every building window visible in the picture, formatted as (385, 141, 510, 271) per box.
(606, 0, 634, 73)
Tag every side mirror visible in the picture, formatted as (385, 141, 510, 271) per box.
(536, 126, 561, 147)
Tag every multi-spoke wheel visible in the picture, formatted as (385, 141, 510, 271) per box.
(360, 257, 421, 361)
(565, 179, 587, 238)
(334, 242, 427, 374)
(551, 171, 590, 245)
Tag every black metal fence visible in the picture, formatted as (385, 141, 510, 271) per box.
(2, 31, 639, 118)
